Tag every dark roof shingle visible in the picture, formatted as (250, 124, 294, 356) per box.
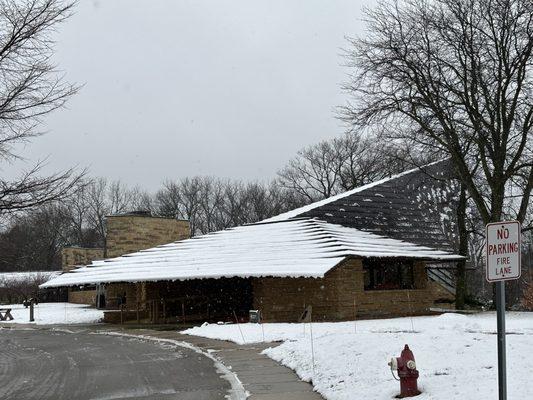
(266, 160, 456, 251)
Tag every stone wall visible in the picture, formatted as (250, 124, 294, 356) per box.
(105, 215, 190, 258)
(253, 258, 454, 322)
(68, 289, 96, 306)
(428, 280, 455, 307)
(61, 215, 190, 309)
(105, 282, 142, 307)
(103, 310, 148, 324)
(61, 247, 104, 272)
(101, 259, 454, 323)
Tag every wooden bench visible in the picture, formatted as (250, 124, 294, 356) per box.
(0, 308, 14, 321)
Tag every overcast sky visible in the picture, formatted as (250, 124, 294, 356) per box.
(5, 0, 375, 192)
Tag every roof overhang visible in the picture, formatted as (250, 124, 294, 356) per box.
(41, 219, 464, 289)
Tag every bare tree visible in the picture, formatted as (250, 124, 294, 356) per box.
(155, 181, 182, 218)
(243, 182, 305, 222)
(278, 138, 346, 201)
(0, 271, 55, 303)
(342, 0, 533, 228)
(196, 177, 226, 234)
(0, 162, 82, 214)
(155, 177, 202, 234)
(342, 0, 533, 308)
(129, 186, 153, 212)
(155, 176, 306, 236)
(58, 178, 144, 248)
(63, 180, 92, 246)
(277, 132, 423, 201)
(0, 204, 70, 272)
(0, 0, 82, 215)
(0, 171, 306, 272)
(83, 178, 144, 247)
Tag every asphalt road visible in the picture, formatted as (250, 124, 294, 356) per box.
(0, 329, 230, 400)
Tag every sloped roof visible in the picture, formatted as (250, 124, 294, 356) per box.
(264, 160, 455, 250)
(40, 218, 462, 288)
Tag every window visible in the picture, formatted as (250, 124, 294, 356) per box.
(363, 258, 414, 290)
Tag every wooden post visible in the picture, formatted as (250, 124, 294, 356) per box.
(29, 302, 34, 322)
(233, 310, 246, 344)
(309, 312, 315, 376)
(181, 302, 186, 326)
(136, 301, 140, 324)
(406, 290, 415, 332)
(120, 304, 123, 325)
(353, 298, 357, 334)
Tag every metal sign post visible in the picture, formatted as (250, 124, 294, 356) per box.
(486, 221, 522, 400)
(495, 281, 506, 400)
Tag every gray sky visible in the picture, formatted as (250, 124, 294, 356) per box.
(5, 0, 374, 192)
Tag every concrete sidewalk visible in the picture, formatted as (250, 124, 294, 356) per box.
(124, 328, 324, 400)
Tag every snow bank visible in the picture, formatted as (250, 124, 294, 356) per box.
(183, 313, 533, 399)
(0, 302, 103, 325)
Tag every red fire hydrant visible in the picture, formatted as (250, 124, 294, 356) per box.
(388, 344, 420, 398)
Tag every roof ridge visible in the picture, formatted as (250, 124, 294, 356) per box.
(261, 159, 449, 223)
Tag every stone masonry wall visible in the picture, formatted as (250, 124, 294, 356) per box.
(253, 258, 453, 322)
(68, 289, 96, 306)
(61, 247, 104, 272)
(61, 216, 189, 308)
(106, 283, 142, 307)
(106, 215, 190, 258)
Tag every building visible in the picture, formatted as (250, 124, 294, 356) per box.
(42, 162, 463, 323)
(61, 211, 190, 306)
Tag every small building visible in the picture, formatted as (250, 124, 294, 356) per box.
(42, 162, 463, 322)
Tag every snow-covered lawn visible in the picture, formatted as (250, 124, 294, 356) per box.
(183, 313, 533, 399)
(0, 302, 103, 325)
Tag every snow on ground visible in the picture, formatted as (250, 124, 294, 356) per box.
(0, 302, 103, 325)
(183, 313, 533, 399)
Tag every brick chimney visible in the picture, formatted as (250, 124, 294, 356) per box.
(61, 247, 105, 272)
(104, 211, 190, 258)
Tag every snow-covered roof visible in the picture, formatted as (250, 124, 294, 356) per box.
(263, 159, 456, 252)
(40, 218, 463, 288)
(262, 165, 426, 223)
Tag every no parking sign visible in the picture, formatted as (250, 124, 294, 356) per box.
(485, 220, 522, 400)
(486, 221, 521, 282)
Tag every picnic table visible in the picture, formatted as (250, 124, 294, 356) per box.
(0, 308, 14, 321)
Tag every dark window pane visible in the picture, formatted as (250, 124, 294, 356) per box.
(363, 258, 414, 290)
(399, 264, 414, 289)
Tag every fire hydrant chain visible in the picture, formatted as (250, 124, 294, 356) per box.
(388, 356, 400, 381)
(387, 344, 421, 398)
(390, 366, 400, 381)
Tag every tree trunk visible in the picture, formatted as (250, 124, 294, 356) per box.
(455, 184, 468, 310)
